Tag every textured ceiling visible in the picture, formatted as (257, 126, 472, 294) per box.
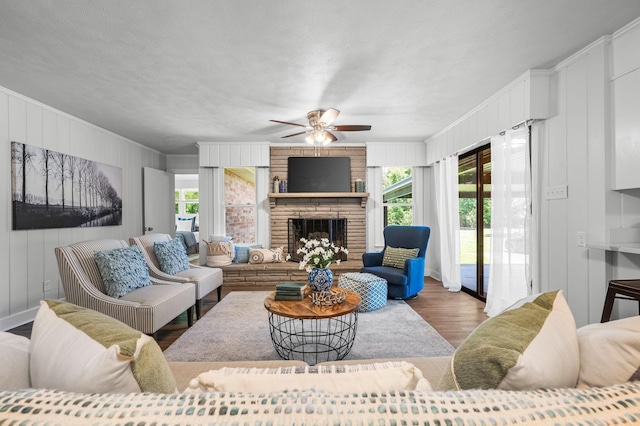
(1, 1, 640, 155)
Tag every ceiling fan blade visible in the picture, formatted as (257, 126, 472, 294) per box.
(319, 108, 340, 126)
(281, 130, 309, 138)
(269, 119, 309, 128)
(324, 131, 338, 143)
(333, 125, 372, 132)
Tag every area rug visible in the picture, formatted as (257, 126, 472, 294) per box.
(163, 291, 455, 362)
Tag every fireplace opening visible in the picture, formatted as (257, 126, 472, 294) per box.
(288, 218, 348, 262)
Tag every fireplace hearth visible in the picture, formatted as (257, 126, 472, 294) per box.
(288, 218, 348, 262)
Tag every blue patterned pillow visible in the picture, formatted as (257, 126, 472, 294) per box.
(233, 244, 263, 263)
(154, 238, 190, 275)
(94, 246, 151, 298)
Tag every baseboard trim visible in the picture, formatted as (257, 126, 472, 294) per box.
(0, 306, 40, 331)
(0, 298, 65, 331)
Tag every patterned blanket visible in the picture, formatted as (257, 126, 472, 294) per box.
(1, 383, 639, 425)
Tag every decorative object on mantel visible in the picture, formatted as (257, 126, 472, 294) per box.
(296, 237, 349, 292)
(355, 179, 365, 193)
(270, 108, 371, 145)
(272, 176, 280, 193)
(309, 288, 348, 306)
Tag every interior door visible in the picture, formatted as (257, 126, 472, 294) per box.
(143, 167, 175, 236)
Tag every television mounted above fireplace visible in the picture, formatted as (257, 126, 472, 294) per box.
(287, 156, 351, 193)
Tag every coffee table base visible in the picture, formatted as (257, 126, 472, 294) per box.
(267, 311, 358, 365)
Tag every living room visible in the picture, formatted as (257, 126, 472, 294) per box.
(1, 1, 640, 332)
(3, 2, 640, 422)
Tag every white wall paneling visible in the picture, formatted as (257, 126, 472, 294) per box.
(0, 85, 165, 331)
(365, 142, 427, 167)
(426, 70, 552, 165)
(167, 155, 199, 174)
(612, 69, 640, 190)
(365, 166, 383, 252)
(197, 142, 270, 167)
(255, 167, 271, 247)
(612, 22, 640, 79)
(0, 92, 9, 318)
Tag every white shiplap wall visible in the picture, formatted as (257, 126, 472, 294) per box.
(423, 16, 640, 325)
(0, 86, 165, 330)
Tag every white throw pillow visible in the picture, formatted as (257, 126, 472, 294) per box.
(30, 300, 177, 394)
(0, 332, 31, 390)
(577, 315, 640, 387)
(437, 290, 579, 391)
(176, 217, 194, 232)
(184, 361, 431, 393)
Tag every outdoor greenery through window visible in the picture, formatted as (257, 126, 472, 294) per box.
(382, 167, 412, 226)
(175, 189, 199, 215)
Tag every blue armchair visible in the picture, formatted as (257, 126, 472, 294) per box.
(360, 226, 431, 299)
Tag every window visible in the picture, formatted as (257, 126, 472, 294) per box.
(382, 167, 413, 226)
(175, 189, 199, 215)
(224, 167, 256, 243)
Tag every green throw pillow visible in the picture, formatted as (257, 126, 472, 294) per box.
(382, 246, 419, 269)
(30, 300, 177, 394)
(437, 290, 579, 391)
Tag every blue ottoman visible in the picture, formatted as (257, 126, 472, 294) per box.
(338, 272, 387, 312)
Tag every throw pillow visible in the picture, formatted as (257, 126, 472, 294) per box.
(94, 246, 151, 298)
(0, 332, 31, 390)
(382, 246, 419, 269)
(30, 300, 177, 394)
(184, 361, 431, 393)
(233, 244, 263, 263)
(154, 238, 190, 275)
(577, 315, 640, 387)
(176, 217, 195, 232)
(249, 247, 284, 264)
(437, 290, 579, 391)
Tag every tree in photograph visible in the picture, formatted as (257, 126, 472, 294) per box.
(40, 149, 54, 211)
(12, 143, 36, 204)
(51, 151, 70, 210)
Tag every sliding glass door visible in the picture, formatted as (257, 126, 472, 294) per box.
(458, 146, 491, 300)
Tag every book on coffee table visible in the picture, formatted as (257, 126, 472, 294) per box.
(275, 282, 307, 300)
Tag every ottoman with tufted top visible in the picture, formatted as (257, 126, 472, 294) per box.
(337, 272, 387, 312)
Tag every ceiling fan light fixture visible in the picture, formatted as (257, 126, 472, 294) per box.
(305, 134, 316, 144)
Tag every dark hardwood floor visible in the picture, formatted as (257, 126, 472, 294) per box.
(8, 277, 487, 351)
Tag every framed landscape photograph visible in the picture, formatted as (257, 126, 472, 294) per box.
(11, 141, 123, 230)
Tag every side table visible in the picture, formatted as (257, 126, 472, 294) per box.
(264, 289, 361, 365)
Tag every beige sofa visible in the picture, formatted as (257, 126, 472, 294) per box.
(2, 356, 639, 424)
(3, 292, 640, 424)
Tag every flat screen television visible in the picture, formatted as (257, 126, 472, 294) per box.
(287, 156, 351, 193)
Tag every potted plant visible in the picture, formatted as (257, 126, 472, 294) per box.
(296, 237, 349, 292)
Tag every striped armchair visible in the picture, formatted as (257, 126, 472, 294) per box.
(55, 239, 196, 336)
(129, 233, 223, 320)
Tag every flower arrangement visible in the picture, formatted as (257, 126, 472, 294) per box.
(296, 237, 349, 271)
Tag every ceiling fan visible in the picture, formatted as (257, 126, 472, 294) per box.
(270, 108, 372, 145)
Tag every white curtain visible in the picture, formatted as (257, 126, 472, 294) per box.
(485, 126, 531, 317)
(434, 156, 461, 292)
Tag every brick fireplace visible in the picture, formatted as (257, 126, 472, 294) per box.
(288, 218, 348, 262)
(269, 146, 367, 264)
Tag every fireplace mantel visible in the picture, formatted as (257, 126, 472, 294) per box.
(268, 192, 369, 208)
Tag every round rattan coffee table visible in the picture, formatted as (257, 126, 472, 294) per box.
(264, 289, 361, 365)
